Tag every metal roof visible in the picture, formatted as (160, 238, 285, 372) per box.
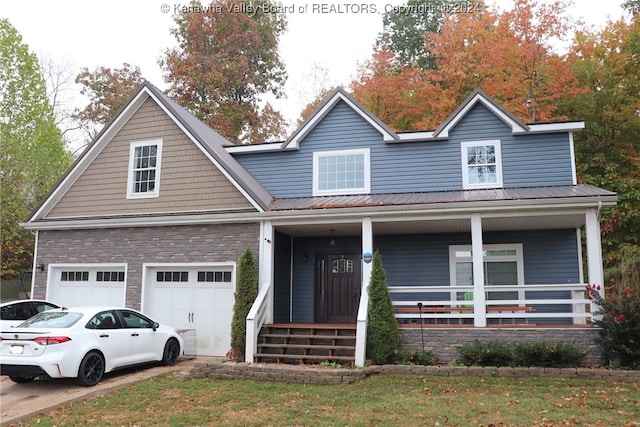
(270, 185, 617, 211)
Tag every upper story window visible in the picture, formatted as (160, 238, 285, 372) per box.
(127, 139, 163, 199)
(313, 148, 370, 196)
(461, 140, 503, 189)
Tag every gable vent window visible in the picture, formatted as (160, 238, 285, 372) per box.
(461, 140, 503, 189)
(127, 139, 163, 199)
(313, 148, 370, 196)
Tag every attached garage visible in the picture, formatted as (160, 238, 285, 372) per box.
(143, 263, 235, 357)
(48, 264, 127, 307)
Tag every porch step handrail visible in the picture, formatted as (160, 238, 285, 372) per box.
(245, 282, 271, 363)
(354, 281, 369, 367)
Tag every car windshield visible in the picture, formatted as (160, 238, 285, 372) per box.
(18, 311, 83, 328)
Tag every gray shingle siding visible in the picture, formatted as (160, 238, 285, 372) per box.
(234, 102, 575, 197)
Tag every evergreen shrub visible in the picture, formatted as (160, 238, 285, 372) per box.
(229, 247, 258, 360)
(366, 250, 401, 364)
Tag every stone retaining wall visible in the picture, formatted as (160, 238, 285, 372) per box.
(182, 360, 640, 385)
(399, 327, 603, 366)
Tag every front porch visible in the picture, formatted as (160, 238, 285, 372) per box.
(247, 199, 608, 367)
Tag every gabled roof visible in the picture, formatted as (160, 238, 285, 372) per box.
(227, 87, 585, 155)
(281, 87, 400, 149)
(433, 88, 530, 138)
(26, 81, 273, 223)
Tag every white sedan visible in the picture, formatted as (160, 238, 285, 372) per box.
(0, 307, 184, 386)
(0, 299, 60, 329)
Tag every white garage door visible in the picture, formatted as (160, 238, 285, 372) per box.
(145, 265, 235, 357)
(49, 266, 127, 307)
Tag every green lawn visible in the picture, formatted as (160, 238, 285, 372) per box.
(17, 373, 640, 426)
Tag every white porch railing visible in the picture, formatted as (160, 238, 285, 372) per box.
(354, 281, 369, 367)
(390, 284, 592, 326)
(245, 282, 271, 363)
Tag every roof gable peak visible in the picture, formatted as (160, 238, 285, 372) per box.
(281, 87, 399, 149)
(433, 88, 530, 138)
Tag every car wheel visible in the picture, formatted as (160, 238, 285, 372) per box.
(161, 338, 180, 365)
(76, 350, 105, 386)
(9, 376, 35, 383)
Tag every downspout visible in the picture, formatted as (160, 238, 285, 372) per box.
(30, 229, 39, 299)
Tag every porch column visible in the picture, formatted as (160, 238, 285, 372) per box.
(259, 220, 274, 323)
(585, 209, 604, 296)
(361, 217, 373, 293)
(355, 217, 373, 367)
(471, 214, 487, 327)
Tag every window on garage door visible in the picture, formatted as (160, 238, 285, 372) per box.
(52, 266, 127, 307)
(61, 271, 89, 281)
(197, 271, 232, 283)
(156, 271, 189, 282)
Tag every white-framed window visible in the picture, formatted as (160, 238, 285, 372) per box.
(449, 243, 524, 302)
(312, 148, 370, 196)
(461, 140, 503, 189)
(127, 139, 163, 199)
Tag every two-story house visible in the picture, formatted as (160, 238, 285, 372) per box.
(24, 82, 617, 366)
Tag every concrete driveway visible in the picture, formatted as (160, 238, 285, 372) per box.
(0, 359, 191, 426)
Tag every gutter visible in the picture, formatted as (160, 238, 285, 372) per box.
(22, 195, 618, 231)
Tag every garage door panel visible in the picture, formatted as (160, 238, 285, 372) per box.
(51, 267, 125, 307)
(147, 266, 235, 357)
(153, 287, 191, 330)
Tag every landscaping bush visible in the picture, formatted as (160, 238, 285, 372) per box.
(458, 340, 588, 367)
(587, 284, 640, 369)
(512, 342, 587, 368)
(457, 340, 512, 367)
(390, 349, 439, 366)
(228, 247, 258, 360)
(366, 250, 400, 364)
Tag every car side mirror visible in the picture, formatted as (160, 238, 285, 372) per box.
(152, 322, 159, 331)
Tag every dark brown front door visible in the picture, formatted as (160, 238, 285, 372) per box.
(315, 254, 361, 323)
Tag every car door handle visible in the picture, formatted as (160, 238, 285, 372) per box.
(99, 334, 109, 338)
(131, 333, 139, 337)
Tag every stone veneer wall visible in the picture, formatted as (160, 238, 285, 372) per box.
(183, 360, 640, 385)
(399, 327, 603, 366)
(34, 223, 260, 308)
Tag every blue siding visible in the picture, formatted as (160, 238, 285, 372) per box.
(375, 229, 579, 291)
(278, 229, 579, 321)
(234, 101, 576, 197)
(290, 236, 361, 323)
(450, 105, 575, 187)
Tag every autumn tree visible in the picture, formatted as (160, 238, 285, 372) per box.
(353, 0, 581, 130)
(623, 0, 640, 15)
(351, 46, 425, 131)
(378, 0, 480, 70)
(0, 19, 72, 280)
(161, 0, 288, 143)
(562, 17, 640, 284)
(74, 63, 145, 139)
